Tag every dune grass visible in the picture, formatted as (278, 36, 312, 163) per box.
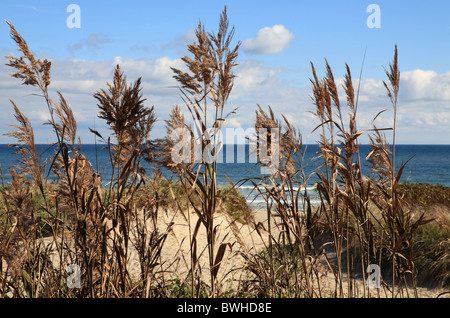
(0, 8, 449, 298)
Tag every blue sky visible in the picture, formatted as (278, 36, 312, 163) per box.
(1, 0, 450, 144)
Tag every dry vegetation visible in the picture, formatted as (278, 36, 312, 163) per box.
(0, 8, 449, 298)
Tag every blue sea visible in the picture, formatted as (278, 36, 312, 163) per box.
(0, 144, 449, 208)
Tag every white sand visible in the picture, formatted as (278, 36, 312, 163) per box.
(126, 207, 270, 289)
(3, 207, 449, 298)
(125, 207, 449, 298)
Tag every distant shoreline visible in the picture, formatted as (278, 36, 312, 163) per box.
(1, 144, 450, 188)
(1, 143, 450, 146)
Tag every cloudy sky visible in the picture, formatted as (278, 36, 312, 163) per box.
(1, 0, 450, 144)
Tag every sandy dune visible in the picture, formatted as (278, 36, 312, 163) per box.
(4, 206, 448, 298)
(125, 207, 450, 298)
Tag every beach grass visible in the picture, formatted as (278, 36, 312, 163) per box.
(1, 8, 449, 298)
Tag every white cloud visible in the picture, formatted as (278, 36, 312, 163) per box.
(242, 25, 295, 55)
(116, 56, 184, 86)
(0, 56, 185, 143)
(44, 56, 185, 95)
(38, 111, 51, 121)
(232, 59, 283, 98)
(226, 118, 242, 128)
(1, 51, 449, 144)
(334, 70, 450, 143)
(356, 69, 450, 103)
(400, 69, 450, 101)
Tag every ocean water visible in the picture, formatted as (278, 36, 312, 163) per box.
(0, 144, 449, 208)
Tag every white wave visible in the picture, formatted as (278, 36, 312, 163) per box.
(237, 184, 316, 192)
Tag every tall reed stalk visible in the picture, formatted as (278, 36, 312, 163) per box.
(1, 20, 169, 298)
(240, 105, 317, 297)
(367, 46, 431, 297)
(155, 7, 240, 297)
